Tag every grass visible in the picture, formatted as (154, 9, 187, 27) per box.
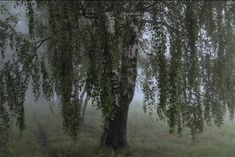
(5, 100, 235, 157)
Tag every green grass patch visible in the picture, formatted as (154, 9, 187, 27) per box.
(5, 101, 235, 157)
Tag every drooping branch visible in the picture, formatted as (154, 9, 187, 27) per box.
(139, 41, 153, 56)
(79, 2, 96, 19)
(34, 34, 55, 51)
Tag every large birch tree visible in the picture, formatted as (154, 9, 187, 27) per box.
(0, 1, 235, 150)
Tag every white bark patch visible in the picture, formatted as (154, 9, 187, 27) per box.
(128, 15, 140, 59)
(111, 70, 120, 107)
(105, 12, 115, 34)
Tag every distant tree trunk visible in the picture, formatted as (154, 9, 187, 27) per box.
(81, 94, 90, 121)
(79, 82, 90, 124)
(79, 86, 86, 124)
(49, 89, 60, 114)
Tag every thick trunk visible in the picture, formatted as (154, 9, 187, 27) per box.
(100, 13, 139, 149)
(101, 49, 137, 149)
(101, 101, 129, 149)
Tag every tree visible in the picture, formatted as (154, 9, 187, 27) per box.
(0, 1, 235, 150)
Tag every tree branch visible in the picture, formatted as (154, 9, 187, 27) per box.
(141, 19, 180, 34)
(139, 41, 153, 56)
(35, 34, 55, 51)
(79, 2, 96, 19)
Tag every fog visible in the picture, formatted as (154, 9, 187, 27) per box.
(1, 1, 145, 105)
(1, 2, 235, 157)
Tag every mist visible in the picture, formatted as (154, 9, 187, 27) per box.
(1, 1, 235, 157)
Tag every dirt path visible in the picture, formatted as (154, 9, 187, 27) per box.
(33, 111, 69, 157)
(33, 112, 49, 152)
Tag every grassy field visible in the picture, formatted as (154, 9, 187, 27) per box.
(5, 100, 235, 157)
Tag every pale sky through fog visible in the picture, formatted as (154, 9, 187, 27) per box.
(1, 1, 145, 105)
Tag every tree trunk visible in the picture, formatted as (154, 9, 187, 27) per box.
(101, 102, 129, 148)
(101, 43, 138, 149)
(100, 13, 139, 149)
(101, 64, 137, 149)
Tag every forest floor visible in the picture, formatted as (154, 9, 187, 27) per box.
(33, 112, 49, 151)
(6, 100, 235, 157)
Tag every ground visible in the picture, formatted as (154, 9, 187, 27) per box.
(6, 100, 235, 157)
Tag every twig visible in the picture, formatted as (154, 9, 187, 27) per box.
(141, 1, 158, 11)
(141, 19, 181, 34)
(35, 34, 55, 51)
(139, 41, 153, 56)
(79, 2, 95, 19)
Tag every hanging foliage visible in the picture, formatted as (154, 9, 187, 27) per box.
(0, 1, 235, 149)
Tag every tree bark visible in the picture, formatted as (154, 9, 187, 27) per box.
(101, 43, 138, 149)
(100, 13, 139, 149)
(101, 58, 137, 149)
